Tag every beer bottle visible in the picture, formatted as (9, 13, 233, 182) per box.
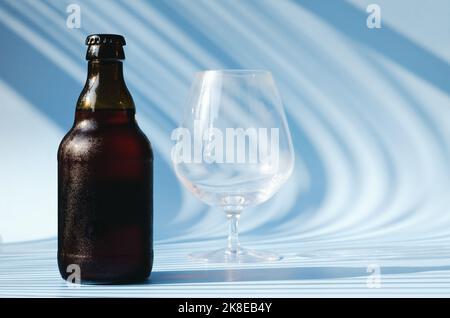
(58, 34, 153, 284)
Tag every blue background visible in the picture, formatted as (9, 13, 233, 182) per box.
(0, 0, 450, 296)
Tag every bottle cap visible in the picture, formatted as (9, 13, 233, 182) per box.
(85, 34, 126, 46)
(85, 34, 126, 60)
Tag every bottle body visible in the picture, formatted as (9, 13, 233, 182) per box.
(58, 110, 153, 284)
(58, 35, 153, 284)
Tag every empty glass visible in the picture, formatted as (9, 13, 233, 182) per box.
(172, 70, 294, 262)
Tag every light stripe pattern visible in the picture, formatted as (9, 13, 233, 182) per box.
(0, 0, 450, 297)
(2, 239, 450, 297)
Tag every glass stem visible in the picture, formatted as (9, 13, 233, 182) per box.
(226, 212, 241, 254)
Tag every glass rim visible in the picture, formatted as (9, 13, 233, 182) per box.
(195, 69, 272, 76)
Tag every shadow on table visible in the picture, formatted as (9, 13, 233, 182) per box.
(148, 265, 450, 285)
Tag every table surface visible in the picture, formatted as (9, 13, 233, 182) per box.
(1, 237, 450, 297)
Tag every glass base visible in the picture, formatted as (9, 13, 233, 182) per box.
(189, 247, 282, 263)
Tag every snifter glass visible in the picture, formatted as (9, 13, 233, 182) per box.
(172, 70, 294, 263)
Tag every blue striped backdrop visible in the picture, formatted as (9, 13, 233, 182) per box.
(1, 0, 450, 297)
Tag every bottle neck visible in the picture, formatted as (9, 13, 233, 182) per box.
(88, 60, 124, 83)
(76, 59, 135, 111)
(74, 108, 136, 124)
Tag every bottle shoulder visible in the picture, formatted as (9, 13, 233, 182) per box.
(58, 120, 153, 162)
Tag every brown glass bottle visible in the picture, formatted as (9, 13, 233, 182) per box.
(58, 34, 153, 284)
